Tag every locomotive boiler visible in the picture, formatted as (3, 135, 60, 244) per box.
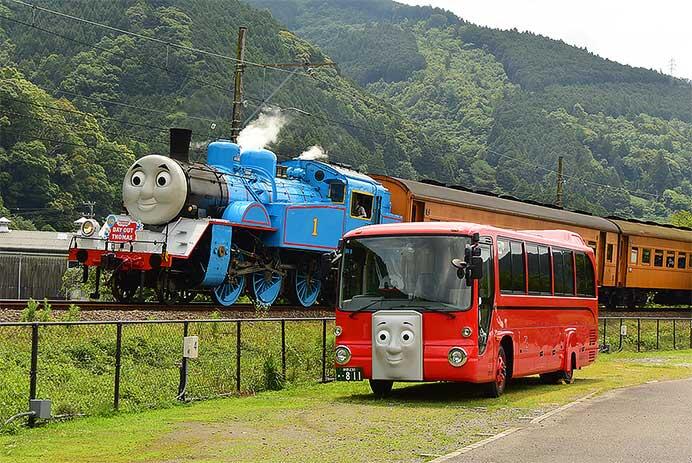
(69, 129, 401, 307)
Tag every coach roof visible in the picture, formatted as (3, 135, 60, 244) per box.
(392, 177, 620, 233)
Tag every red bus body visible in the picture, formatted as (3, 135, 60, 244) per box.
(335, 222, 598, 393)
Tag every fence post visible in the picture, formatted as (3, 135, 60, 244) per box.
(689, 320, 691, 349)
(177, 321, 189, 401)
(236, 321, 241, 392)
(114, 322, 123, 410)
(656, 319, 660, 350)
(28, 323, 39, 428)
(281, 320, 286, 380)
(602, 318, 607, 346)
(321, 319, 327, 383)
(637, 319, 641, 352)
(618, 319, 623, 350)
(673, 320, 676, 350)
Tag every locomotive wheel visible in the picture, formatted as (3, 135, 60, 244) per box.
(251, 269, 283, 306)
(286, 262, 322, 308)
(212, 254, 246, 307)
(111, 271, 139, 303)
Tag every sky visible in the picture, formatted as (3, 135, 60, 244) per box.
(399, 0, 692, 80)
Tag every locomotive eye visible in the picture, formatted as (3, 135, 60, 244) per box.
(156, 171, 171, 187)
(401, 330, 414, 345)
(376, 330, 390, 345)
(130, 171, 145, 187)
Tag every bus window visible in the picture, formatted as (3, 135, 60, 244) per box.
(526, 243, 540, 294)
(510, 241, 526, 293)
(498, 239, 512, 292)
(538, 246, 552, 294)
(678, 253, 687, 269)
(666, 252, 675, 268)
(642, 248, 651, 265)
(575, 252, 595, 297)
(553, 249, 574, 296)
(654, 250, 664, 267)
(630, 247, 638, 264)
(563, 251, 574, 295)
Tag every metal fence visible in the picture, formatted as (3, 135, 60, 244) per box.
(0, 317, 335, 428)
(600, 316, 692, 352)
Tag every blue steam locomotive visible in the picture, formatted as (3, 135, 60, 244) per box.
(69, 129, 401, 306)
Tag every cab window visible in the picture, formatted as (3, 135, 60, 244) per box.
(351, 192, 373, 219)
(328, 182, 345, 203)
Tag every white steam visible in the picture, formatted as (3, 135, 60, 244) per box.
(297, 145, 328, 161)
(237, 108, 288, 151)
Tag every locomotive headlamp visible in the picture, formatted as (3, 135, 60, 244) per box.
(461, 327, 473, 338)
(335, 346, 351, 365)
(80, 220, 98, 237)
(448, 347, 468, 367)
(334, 325, 343, 337)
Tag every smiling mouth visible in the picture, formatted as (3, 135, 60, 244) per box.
(137, 199, 157, 211)
(386, 355, 403, 365)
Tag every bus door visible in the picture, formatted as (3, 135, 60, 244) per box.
(478, 241, 494, 357)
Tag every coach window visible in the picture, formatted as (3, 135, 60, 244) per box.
(641, 248, 651, 265)
(666, 251, 675, 269)
(553, 249, 574, 296)
(678, 253, 687, 269)
(575, 252, 596, 297)
(630, 247, 638, 265)
(499, 239, 526, 294)
(654, 250, 664, 267)
(606, 243, 614, 262)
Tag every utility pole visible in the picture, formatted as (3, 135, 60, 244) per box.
(83, 201, 95, 219)
(230, 26, 248, 143)
(556, 156, 564, 208)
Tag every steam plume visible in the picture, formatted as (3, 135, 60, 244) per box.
(297, 145, 328, 161)
(238, 108, 288, 151)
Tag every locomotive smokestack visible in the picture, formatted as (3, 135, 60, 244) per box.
(169, 128, 192, 163)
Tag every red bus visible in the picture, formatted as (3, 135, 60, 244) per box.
(334, 222, 599, 397)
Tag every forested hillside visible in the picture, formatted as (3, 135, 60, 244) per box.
(250, 0, 692, 221)
(0, 0, 437, 229)
(0, 0, 690, 230)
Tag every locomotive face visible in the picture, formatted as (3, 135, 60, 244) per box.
(122, 155, 187, 225)
(371, 311, 423, 381)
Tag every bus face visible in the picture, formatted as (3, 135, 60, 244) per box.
(334, 234, 497, 384)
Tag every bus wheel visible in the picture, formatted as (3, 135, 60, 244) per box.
(369, 380, 393, 397)
(485, 346, 507, 398)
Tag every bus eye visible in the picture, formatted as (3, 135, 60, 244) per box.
(401, 330, 414, 345)
(156, 171, 171, 187)
(376, 330, 390, 345)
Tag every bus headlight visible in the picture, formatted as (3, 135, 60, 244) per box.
(335, 346, 351, 365)
(334, 325, 342, 337)
(448, 347, 467, 367)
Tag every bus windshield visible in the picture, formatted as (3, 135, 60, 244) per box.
(339, 235, 473, 312)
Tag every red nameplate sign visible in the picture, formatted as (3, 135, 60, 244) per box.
(108, 221, 138, 242)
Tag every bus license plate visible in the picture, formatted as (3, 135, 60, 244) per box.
(336, 367, 363, 381)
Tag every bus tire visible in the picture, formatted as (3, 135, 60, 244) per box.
(485, 345, 508, 398)
(369, 379, 393, 397)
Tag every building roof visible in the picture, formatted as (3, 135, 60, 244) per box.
(394, 178, 620, 233)
(0, 229, 72, 254)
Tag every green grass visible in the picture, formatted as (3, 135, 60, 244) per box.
(2, 351, 692, 463)
(601, 317, 692, 351)
(0, 320, 335, 429)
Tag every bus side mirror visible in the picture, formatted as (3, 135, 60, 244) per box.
(317, 251, 341, 280)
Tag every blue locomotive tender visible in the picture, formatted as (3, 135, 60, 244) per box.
(69, 129, 401, 306)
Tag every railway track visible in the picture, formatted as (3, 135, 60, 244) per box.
(0, 299, 330, 312)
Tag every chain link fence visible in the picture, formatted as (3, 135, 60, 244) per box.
(0, 317, 335, 430)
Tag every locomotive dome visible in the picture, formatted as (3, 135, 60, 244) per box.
(122, 154, 188, 225)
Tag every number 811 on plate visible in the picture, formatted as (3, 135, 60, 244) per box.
(336, 367, 363, 381)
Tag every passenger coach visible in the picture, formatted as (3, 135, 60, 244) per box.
(334, 222, 599, 397)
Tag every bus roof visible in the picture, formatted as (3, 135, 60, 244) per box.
(344, 222, 590, 252)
